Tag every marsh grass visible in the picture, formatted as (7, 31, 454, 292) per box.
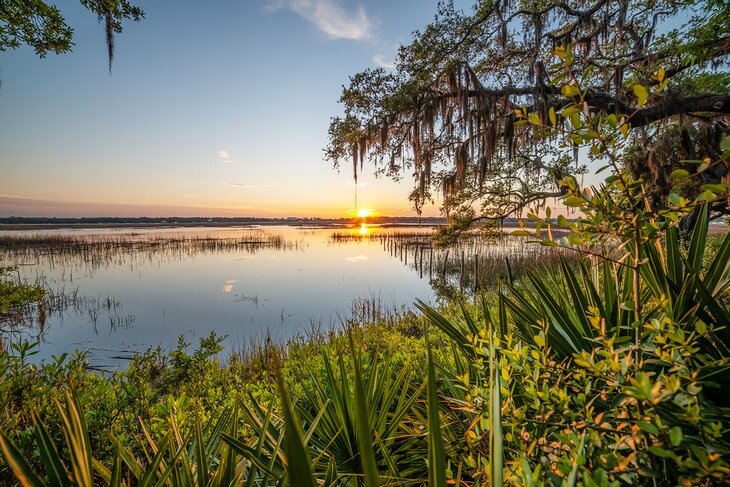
(0, 230, 303, 273)
(332, 228, 574, 295)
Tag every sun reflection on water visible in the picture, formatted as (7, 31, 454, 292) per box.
(359, 223, 368, 235)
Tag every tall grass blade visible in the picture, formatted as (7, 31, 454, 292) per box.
(194, 415, 210, 487)
(137, 434, 170, 487)
(31, 410, 70, 487)
(323, 456, 338, 486)
(274, 355, 316, 487)
(688, 204, 709, 274)
(666, 226, 682, 286)
(110, 434, 143, 480)
(215, 404, 240, 487)
(489, 300, 504, 487)
(110, 448, 122, 487)
(704, 230, 730, 294)
(0, 430, 47, 487)
(426, 332, 447, 487)
(220, 433, 280, 479)
(416, 299, 475, 358)
(348, 332, 380, 487)
(56, 391, 93, 487)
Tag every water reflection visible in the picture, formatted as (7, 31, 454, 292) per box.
(346, 255, 368, 263)
(0, 224, 569, 366)
(0, 225, 438, 366)
(222, 280, 237, 293)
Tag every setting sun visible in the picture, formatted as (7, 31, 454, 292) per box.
(357, 208, 371, 218)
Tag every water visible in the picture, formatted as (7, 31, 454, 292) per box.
(1, 225, 439, 366)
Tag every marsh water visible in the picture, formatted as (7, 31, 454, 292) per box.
(0, 224, 556, 367)
(1, 225, 437, 366)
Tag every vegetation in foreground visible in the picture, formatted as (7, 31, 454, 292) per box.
(0, 205, 728, 485)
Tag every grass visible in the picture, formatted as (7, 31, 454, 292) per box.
(0, 230, 302, 271)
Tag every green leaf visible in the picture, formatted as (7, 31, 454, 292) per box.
(721, 135, 730, 151)
(670, 427, 683, 447)
(620, 123, 629, 138)
(606, 113, 618, 128)
(566, 432, 586, 487)
(564, 195, 584, 207)
(633, 84, 649, 106)
(701, 183, 729, 194)
(549, 107, 556, 125)
(562, 84, 581, 97)
(528, 113, 541, 125)
(647, 446, 678, 460)
(669, 169, 689, 180)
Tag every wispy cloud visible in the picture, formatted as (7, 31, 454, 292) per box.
(373, 55, 395, 69)
(217, 149, 234, 164)
(227, 182, 277, 190)
(268, 0, 371, 40)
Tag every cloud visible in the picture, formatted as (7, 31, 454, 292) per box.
(346, 180, 368, 187)
(269, 0, 371, 40)
(227, 182, 278, 190)
(217, 149, 233, 164)
(373, 55, 395, 69)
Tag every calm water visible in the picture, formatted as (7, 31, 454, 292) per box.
(1, 225, 438, 366)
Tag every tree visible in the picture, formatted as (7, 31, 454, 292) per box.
(326, 0, 730, 238)
(0, 0, 144, 72)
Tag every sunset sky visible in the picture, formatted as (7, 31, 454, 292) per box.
(0, 0, 475, 218)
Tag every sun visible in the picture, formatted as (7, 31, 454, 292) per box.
(357, 208, 371, 218)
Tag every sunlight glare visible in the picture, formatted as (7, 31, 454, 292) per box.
(357, 208, 370, 218)
(359, 223, 368, 235)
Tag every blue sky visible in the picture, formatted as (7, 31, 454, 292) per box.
(1, 0, 469, 217)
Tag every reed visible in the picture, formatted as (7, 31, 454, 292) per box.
(0, 230, 303, 274)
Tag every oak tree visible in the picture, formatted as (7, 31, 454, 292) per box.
(326, 0, 730, 236)
(0, 0, 143, 72)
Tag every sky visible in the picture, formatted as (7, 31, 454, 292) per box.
(0, 0, 473, 218)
